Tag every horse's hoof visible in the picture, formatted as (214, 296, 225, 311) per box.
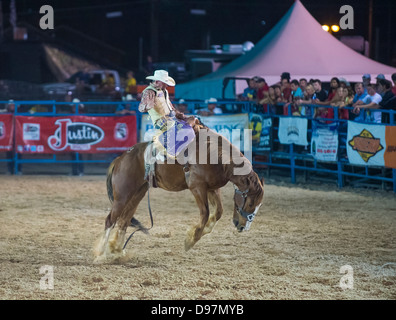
(184, 238, 195, 251)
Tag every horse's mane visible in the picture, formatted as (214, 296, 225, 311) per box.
(196, 128, 263, 197)
(197, 128, 253, 177)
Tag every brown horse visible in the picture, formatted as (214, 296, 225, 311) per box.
(93, 128, 264, 263)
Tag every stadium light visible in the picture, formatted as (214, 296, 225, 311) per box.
(322, 25, 330, 32)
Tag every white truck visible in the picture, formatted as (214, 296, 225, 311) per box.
(41, 69, 122, 96)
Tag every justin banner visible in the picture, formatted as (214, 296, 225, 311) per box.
(347, 121, 396, 169)
(278, 117, 308, 146)
(311, 121, 338, 162)
(15, 115, 137, 154)
(0, 114, 14, 151)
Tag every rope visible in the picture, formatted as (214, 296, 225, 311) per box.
(123, 181, 154, 250)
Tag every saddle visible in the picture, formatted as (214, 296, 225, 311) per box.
(143, 115, 204, 188)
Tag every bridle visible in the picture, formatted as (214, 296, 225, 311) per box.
(233, 186, 257, 222)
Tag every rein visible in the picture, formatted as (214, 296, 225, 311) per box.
(123, 182, 154, 250)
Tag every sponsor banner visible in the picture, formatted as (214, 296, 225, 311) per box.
(140, 113, 250, 151)
(15, 115, 137, 154)
(347, 121, 386, 167)
(311, 121, 338, 162)
(249, 113, 272, 152)
(384, 126, 396, 169)
(0, 114, 14, 151)
(278, 117, 308, 146)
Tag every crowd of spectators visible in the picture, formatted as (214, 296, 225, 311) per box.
(238, 72, 396, 124)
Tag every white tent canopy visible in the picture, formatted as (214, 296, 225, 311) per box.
(175, 0, 396, 100)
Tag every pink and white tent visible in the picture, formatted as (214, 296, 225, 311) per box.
(176, 0, 396, 99)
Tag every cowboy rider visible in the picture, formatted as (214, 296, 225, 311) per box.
(139, 70, 201, 160)
(138, 70, 180, 130)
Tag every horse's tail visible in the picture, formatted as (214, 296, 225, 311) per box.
(106, 160, 116, 204)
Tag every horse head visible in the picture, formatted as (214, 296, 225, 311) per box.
(232, 171, 264, 232)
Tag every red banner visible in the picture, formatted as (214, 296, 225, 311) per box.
(15, 115, 137, 154)
(0, 114, 14, 151)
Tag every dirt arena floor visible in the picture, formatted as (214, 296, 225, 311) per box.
(0, 174, 395, 300)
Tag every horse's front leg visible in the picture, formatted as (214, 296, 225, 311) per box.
(185, 186, 209, 251)
(203, 189, 223, 236)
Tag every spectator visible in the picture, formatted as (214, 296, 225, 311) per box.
(391, 73, 396, 95)
(375, 74, 385, 87)
(116, 94, 136, 115)
(280, 72, 291, 83)
(283, 79, 304, 116)
(255, 77, 269, 110)
(79, 67, 91, 85)
(362, 74, 371, 90)
(330, 86, 349, 120)
(342, 86, 355, 106)
(75, 67, 92, 95)
(296, 83, 315, 117)
(327, 77, 340, 101)
(2, 100, 19, 174)
(312, 79, 331, 122)
(241, 77, 257, 101)
(125, 71, 137, 95)
(351, 82, 369, 121)
(259, 86, 277, 113)
(339, 77, 351, 89)
(272, 85, 283, 103)
(280, 77, 292, 103)
(330, 86, 345, 106)
(0, 99, 15, 113)
(268, 85, 284, 115)
(29, 104, 50, 113)
(71, 153, 84, 176)
(72, 98, 85, 114)
(259, 86, 277, 104)
(197, 98, 223, 116)
(377, 79, 396, 124)
(175, 99, 189, 114)
(299, 78, 308, 94)
(352, 82, 368, 104)
(100, 73, 116, 94)
(57, 92, 74, 114)
(352, 85, 382, 123)
(312, 79, 328, 102)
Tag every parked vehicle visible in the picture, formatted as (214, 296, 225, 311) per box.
(41, 69, 122, 96)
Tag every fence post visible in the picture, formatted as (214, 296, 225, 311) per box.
(393, 169, 396, 193)
(290, 143, 296, 184)
(337, 161, 343, 189)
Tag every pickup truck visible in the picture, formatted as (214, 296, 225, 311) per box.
(41, 69, 122, 96)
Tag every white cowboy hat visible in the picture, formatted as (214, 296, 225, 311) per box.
(205, 97, 217, 104)
(146, 70, 176, 86)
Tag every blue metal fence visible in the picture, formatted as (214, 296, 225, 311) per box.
(1, 99, 395, 192)
(250, 102, 396, 193)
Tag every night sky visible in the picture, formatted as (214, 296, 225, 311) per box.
(3, 0, 396, 70)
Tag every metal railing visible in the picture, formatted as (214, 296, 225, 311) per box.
(1, 99, 395, 192)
